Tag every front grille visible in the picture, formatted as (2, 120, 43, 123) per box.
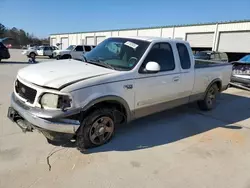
(15, 79, 37, 104)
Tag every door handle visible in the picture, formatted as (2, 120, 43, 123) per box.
(172, 76, 180, 82)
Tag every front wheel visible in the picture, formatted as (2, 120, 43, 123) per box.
(198, 84, 219, 111)
(76, 108, 115, 150)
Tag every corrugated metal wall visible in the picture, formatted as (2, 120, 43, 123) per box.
(50, 21, 250, 53)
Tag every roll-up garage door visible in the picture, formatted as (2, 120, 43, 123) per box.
(186, 33, 214, 48)
(217, 31, 250, 53)
(86, 36, 95, 45)
(96, 36, 106, 45)
(51, 38, 56, 46)
(61, 37, 69, 50)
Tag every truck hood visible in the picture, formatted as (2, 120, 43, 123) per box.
(17, 59, 115, 89)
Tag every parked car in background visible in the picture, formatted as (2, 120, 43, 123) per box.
(8, 36, 232, 149)
(0, 40, 10, 62)
(230, 54, 250, 87)
(22, 45, 58, 59)
(194, 51, 228, 62)
(53, 45, 96, 60)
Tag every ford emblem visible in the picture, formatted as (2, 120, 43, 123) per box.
(21, 87, 26, 93)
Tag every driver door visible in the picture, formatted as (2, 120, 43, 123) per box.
(71, 45, 84, 60)
(44, 47, 53, 56)
(134, 42, 182, 118)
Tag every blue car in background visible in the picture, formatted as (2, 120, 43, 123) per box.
(231, 54, 250, 88)
(237, 55, 250, 63)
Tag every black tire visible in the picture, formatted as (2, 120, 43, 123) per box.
(0, 59, 1, 62)
(29, 52, 36, 59)
(198, 84, 219, 111)
(76, 108, 115, 150)
(61, 54, 71, 59)
(49, 55, 53, 59)
(56, 55, 60, 60)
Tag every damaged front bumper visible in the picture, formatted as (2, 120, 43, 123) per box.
(7, 93, 80, 140)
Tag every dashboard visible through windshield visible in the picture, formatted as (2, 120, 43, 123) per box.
(84, 38, 150, 70)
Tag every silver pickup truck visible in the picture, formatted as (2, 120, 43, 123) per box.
(8, 36, 232, 150)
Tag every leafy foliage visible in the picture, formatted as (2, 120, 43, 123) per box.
(0, 23, 49, 48)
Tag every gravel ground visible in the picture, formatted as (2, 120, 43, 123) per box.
(1, 49, 250, 188)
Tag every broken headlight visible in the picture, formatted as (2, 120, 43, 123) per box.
(40, 93, 72, 110)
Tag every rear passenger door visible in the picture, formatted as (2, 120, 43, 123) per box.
(71, 45, 84, 60)
(176, 43, 195, 102)
(134, 42, 182, 118)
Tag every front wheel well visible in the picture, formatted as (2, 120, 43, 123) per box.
(80, 101, 128, 124)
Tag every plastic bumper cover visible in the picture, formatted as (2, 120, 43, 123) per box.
(8, 93, 80, 134)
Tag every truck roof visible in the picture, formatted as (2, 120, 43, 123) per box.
(110, 36, 187, 43)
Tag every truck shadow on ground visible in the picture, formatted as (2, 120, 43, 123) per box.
(0, 61, 31, 64)
(0, 61, 43, 64)
(0, 58, 49, 64)
(84, 92, 250, 154)
(53, 92, 250, 153)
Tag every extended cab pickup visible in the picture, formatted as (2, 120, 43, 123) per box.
(8, 36, 232, 150)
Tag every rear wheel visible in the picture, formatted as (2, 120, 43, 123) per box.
(76, 108, 115, 150)
(198, 84, 219, 111)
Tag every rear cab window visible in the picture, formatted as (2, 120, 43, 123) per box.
(176, 43, 191, 69)
(84, 45, 92, 52)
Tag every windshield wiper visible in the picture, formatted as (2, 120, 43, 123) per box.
(88, 58, 116, 70)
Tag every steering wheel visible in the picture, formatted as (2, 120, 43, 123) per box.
(128, 57, 138, 65)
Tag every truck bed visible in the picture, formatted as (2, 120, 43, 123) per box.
(195, 59, 230, 69)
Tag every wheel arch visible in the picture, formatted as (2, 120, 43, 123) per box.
(202, 78, 222, 99)
(80, 95, 132, 124)
(29, 51, 37, 56)
(61, 54, 72, 59)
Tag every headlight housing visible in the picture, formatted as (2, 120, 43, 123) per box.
(40, 93, 72, 110)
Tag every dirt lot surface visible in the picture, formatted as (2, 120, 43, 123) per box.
(1, 49, 250, 188)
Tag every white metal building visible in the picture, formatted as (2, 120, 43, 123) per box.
(50, 20, 250, 53)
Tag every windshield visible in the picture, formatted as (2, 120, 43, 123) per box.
(37, 46, 44, 50)
(239, 55, 250, 63)
(84, 37, 150, 70)
(66, 45, 76, 50)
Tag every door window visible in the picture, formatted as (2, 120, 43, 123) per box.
(141, 42, 175, 72)
(84, 45, 92, 52)
(75, 46, 84, 51)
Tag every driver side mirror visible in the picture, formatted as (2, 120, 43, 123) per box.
(145, 61, 161, 73)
